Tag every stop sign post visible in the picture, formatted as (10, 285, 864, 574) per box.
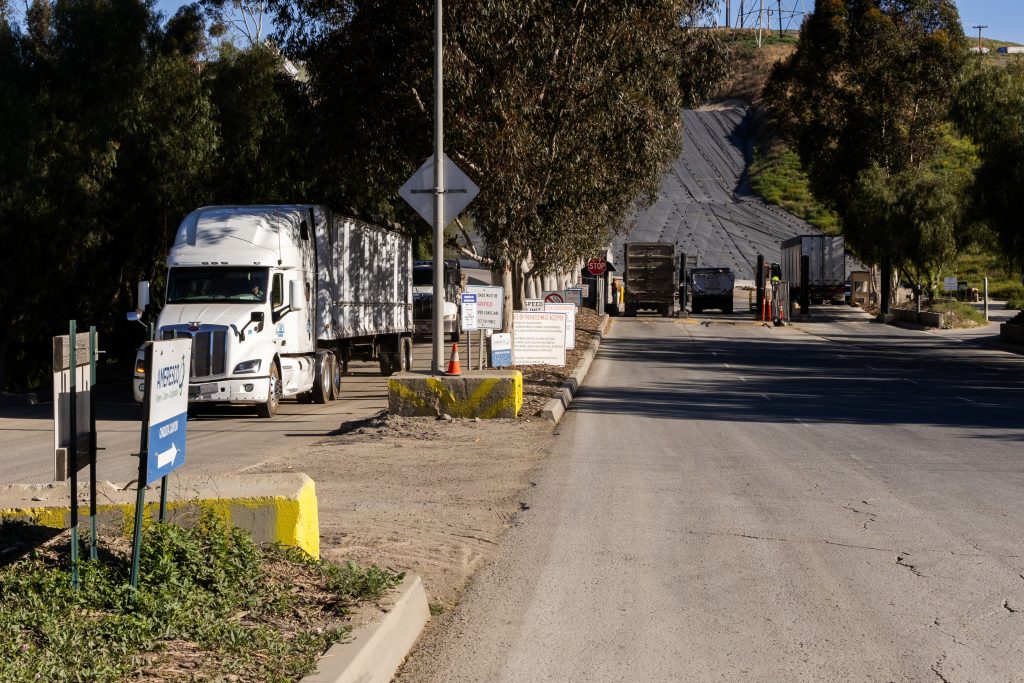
(587, 258, 607, 276)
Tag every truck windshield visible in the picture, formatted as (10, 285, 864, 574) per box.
(166, 267, 270, 303)
(413, 268, 433, 287)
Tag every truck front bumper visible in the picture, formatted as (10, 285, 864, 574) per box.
(132, 376, 271, 404)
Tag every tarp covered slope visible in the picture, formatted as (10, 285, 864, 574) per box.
(613, 105, 824, 281)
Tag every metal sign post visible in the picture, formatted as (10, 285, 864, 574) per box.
(68, 321, 79, 590)
(88, 327, 98, 561)
(130, 338, 192, 590)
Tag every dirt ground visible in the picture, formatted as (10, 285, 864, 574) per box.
(243, 310, 608, 608)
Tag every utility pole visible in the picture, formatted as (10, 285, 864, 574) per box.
(972, 24, 988, 53)
(432, 0, 445, 373)
(725, 0, 731, 29)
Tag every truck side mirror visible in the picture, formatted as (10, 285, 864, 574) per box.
(288, 279, 305, 308)
(250, 311, 265, 324)
(137, 281, 150, 310)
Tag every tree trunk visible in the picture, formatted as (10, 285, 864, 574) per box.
(501, 266, 514, 332)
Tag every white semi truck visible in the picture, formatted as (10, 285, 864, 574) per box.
(131, 205, 413, 417)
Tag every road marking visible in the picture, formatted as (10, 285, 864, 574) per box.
(956, 395, 976, 404)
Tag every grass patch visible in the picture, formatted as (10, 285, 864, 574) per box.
(928, 300, 988, 328)
(948, 247, 1023, 301)
(749, 144, 840, 234)
(0, 513, 402, 683)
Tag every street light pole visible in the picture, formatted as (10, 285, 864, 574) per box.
(432, 0, 445, 374)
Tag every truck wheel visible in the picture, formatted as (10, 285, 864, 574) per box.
(257, 362, 281, 418)
(402, 337, 413, 372)
(692, 304, 701, 314)
(378, 355, 393, 376)
(312, 351, 332, 404)
(329, 353, 342, 400)
(724, 304, 734, 314)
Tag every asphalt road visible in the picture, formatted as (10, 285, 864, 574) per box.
(0, 341, 441, 485)
(400, 308, 1024, 682)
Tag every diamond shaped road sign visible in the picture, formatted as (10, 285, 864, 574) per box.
(399, 154, 480, 227)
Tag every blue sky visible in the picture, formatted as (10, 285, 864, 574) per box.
(710, 1, 1023, 43)
(153, 1, 1024, 45)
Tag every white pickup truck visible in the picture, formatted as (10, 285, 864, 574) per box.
(131, 205, 413, 417)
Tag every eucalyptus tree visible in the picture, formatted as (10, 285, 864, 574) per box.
(953, 61, 1024, 268)
(766, 0, 969, 275)
(275, 0, 721, 313)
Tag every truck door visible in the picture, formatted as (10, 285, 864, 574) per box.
(271, 271, 314, 352)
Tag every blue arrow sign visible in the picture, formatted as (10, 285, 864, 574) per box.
(147, 413, 187, 484)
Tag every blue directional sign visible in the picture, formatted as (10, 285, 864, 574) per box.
(145, 339, 192, 485)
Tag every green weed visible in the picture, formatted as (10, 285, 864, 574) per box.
(749, 144, 840, 234)
(0, 513, 402, 683)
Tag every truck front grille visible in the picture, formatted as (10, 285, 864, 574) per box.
(161, 328, 228, 379)
(413, 298, 432, 321)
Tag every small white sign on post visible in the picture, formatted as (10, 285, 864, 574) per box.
(524, 298, 546, 312)
(461, 293, 478, 331)
(544, 303, 577, 350)
(580, 283, 590, 298)
(465, 285, 503, 330)
(943, 276, 958, 292)
(491, 332, 512, 367)
(513, 311, 566, 366)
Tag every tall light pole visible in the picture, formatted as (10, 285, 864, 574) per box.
(432, 0, 446, 373)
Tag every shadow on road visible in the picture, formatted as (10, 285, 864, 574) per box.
(573, 326, 1024, 436)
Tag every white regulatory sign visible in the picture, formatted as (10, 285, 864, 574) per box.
(461, 293, 478, 331)
(399, 154, 480, 227)
(513, 311, 566, 366)
(524, 299, 545, 312)
(544, 303, 577, 350)
(464, 285, 504, 330)
(942, 276, 958, 292)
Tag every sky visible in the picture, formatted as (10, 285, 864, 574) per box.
(710, 0, 1024, 44)
(152, 1, 1024, 45)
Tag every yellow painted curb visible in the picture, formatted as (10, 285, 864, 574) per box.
(0, 475, 320, 558)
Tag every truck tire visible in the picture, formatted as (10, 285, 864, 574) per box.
(378, 355, 393, 376)
(257, 362, 281, 418)
(692, 304, 701, 314)
(724, 303, 734, 314)
(329, 354, 342, 400)
(312, 351, 333, 404)
(660, 304, 670, 317)
(402, 337, 413, 372)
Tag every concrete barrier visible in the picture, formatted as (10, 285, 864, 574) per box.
(892, 308, 944, 328)
(388, 371, 522, 418)
(1001, 323, 1024, 345)
(0, 473, 320, 558)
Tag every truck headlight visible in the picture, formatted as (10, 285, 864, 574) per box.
(233, 359, 262, 374)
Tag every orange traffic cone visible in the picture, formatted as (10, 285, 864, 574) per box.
(446, 343, 462, 375)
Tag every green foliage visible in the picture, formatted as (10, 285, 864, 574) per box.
(952, 61, 1024, 267)
(749, 144, 840, 234)
(0, 513, 401, 683)
(927, 299, 987, 327)
(766, 0, 968, 223)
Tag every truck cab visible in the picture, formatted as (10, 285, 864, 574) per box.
(132, 206, 326, 417)
(412, 259, 461, 341)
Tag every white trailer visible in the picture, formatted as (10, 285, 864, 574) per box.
(131, 205, 413, 417)
(780, 235, 847, 304)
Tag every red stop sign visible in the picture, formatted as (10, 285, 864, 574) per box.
(587, 258, 607, 276)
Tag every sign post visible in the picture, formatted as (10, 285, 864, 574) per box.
(130, 338, 191, 590)
(53, 323, 101, 588)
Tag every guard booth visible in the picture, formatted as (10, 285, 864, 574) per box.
(849, 271, 871, 307)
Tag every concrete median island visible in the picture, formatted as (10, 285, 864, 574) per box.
(388, 371, 523, 419)
(0, 472, 320, 558)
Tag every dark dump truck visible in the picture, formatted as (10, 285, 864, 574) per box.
(689, 267, 735, 314)
(623, 242, 679, 317)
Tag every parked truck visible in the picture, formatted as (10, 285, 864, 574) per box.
(781, 235, 846, 305)
(623, 242, 679, 317)
(689, 267, 735, 313)
(412, 259, 461, 342)
(130, 205, 413, 417)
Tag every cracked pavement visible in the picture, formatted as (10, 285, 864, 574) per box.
(400, 310, 1024, 681)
